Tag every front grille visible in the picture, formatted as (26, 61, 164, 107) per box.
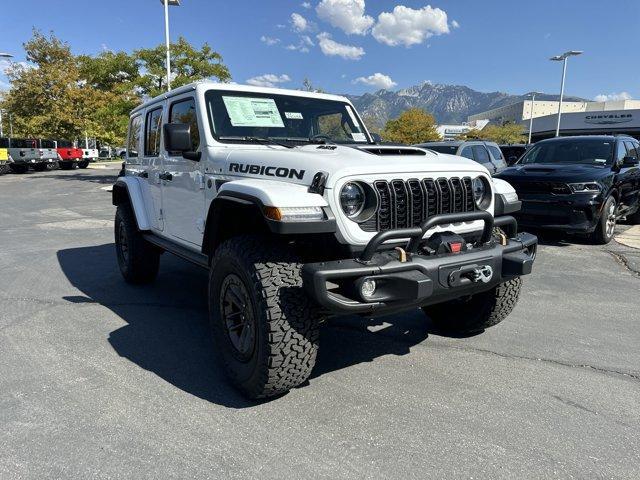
(360, 176, 476, 232)
(510, 181, 571, 195)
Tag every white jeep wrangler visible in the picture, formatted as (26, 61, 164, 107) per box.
(113, 82, 537, 399)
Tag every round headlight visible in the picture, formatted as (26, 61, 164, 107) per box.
(340, 182, 366, 218)
(472, 176, 490, 209)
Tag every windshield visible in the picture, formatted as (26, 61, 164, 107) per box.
(425, 145, 458, 154)
(205, 90, 370, 145)
(521, 139, 614, 166)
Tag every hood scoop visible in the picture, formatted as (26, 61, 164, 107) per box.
(356, 146, 427, 156)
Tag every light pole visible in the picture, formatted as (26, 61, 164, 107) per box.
(550, 50, 582, 137)
(160, 0, 180, 92)
(0, 53, 14, 137)
(525, 92, 540, 144)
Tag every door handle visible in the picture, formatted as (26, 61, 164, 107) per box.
(159, 172, 173, 181)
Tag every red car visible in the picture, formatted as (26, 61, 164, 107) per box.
(56, 140, 88, 169)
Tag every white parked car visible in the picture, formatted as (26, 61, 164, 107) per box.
(112, 82, 537, 399)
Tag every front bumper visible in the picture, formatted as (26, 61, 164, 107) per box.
(516, 193, 602, 233)
(302, 212, 537, 316)
(13, 158, 58, 165)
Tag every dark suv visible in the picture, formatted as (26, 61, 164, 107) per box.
(497, 135, 640, 244)
(415, 140, 508, 175)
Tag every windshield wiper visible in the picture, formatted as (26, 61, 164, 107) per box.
(218, 136, 294, 149)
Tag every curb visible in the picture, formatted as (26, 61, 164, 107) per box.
(615, 225, 640, 250)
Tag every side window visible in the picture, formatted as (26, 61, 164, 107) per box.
(127, 115, 142, 158)
(460, 146, 474, 160)
(616, 141, 627, 163)
(169, 98, 200, 151)
(145, 107, 163, 157)
(487, 145, 507, 169)
(624, 141, 638, 159)
(472, 145, 492, 165)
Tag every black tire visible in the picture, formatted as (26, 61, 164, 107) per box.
(78, 160, 89, 169)
(33, 163, 48, 172)
(208, 235, 320, 399)
(0, 164, 9, 175)
(423, 277, 523, 335)
(9, 164, 28, 174)
(114, 204, 160, 284)
(591, 196, 617, 244)
(59, 162, 75, 170)
(46, 162, 58, 171)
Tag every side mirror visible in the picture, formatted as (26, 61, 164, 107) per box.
(622, 156, 639, 167)
(370, 132, 382, 144)
(164, 123, 200, 160)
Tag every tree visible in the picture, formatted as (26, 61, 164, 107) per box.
(2, 30, 91, 140)
(381, 108, 440, 144)
(461, 123, 526, 144)
(134, 37, 231, 98)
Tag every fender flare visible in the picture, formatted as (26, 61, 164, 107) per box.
(112, 177, 151, 231)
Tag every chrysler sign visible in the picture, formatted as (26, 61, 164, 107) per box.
(584, 113, 633, 125)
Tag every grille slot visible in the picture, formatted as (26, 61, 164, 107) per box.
(360, 176, 477, 232)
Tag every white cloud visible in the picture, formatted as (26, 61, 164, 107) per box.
(353, 73, 397, 90)
(316, 0, 374, 35)
(291, 13, 311, 32)
(317, 32, 365, 60)
(285, 35, 314, 53)
(246, 74, 292, 88)
(301, 1, 311, 8)
(372, 5, 450, 47)
(451, 19, 460, 29)
(594, 92, 633, 102)
(260, 35, 281, 46)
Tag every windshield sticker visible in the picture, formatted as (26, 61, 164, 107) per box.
(351, 132, 367, 142)
(285, 112, 303, 120)
(222, 96, 284, 128)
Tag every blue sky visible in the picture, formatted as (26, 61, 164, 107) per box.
(1, 0, 638, 101)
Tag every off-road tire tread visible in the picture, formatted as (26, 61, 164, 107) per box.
(114, 204, 160, 284)
(209, 235, 320, 399)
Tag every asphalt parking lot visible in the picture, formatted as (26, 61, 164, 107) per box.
(1, 167, 639, 479)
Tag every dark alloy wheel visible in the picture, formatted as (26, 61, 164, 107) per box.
(220, 274, 256, 361)
(591, 196, 617, 244)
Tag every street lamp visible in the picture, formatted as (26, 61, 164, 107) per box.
(0, 53, 13, 137)
(550, 50, 583, 137)
(525, 92, 541, 144)
(160, 0, 181, 92)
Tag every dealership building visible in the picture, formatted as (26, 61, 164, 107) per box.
(469, 99, 640, 141)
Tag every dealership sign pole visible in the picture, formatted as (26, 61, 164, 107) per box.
(550, 51, 583, 137)
(161, 0, 181, 92)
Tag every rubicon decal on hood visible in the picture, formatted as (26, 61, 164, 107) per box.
(229, 162, 305, 180)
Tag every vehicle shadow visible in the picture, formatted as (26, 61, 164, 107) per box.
(27, 172, 117, 185)
(57, 243, 434, 406)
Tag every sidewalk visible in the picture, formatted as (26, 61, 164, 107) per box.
(87, 161, 122, 169)
(615, 225, 640, 249)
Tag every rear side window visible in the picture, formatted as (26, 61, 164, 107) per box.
(127, 115, 142, 158)
(169, 98, 200, 151)
(624, 141, 639, 159)
(487, 145, 507, 169)
(40, 140, 56, 148)
(145, 108, 163, 157)
(616, 141, 627, 163)
(460, 146, 474, 159)
(472, 145, 492, 165)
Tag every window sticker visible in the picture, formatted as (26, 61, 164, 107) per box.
(222, 96, 284, 128)
(285, 112, 303, 120)
(352, 132, 367, 142)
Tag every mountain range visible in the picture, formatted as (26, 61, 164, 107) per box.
(345, 82, 586, 128)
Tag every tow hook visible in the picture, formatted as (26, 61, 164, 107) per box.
(448, 264, 494, 287)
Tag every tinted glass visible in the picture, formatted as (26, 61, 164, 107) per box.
(616, 141, 627, 163)
(472, 145, 492, 164)
(205, 90, 368, 145)
(487, 145, 507, 170)
(57, 140, 73, 148)
(40, 140, 56, 148)
(424, 145, 459, 154)
(145, 108, 163, 157)
(169, 98, 199, 151)
(624, 141, 638, 159)
(460, 147, 474, 159)
(0, 138, 8, 148)
(128, 115, 142, 158)
(521, 139, 614, 166)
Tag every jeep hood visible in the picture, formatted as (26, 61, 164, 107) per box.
(219, 144, 487, 187)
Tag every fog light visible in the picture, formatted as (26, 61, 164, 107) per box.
(361, 279, 376, 298)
